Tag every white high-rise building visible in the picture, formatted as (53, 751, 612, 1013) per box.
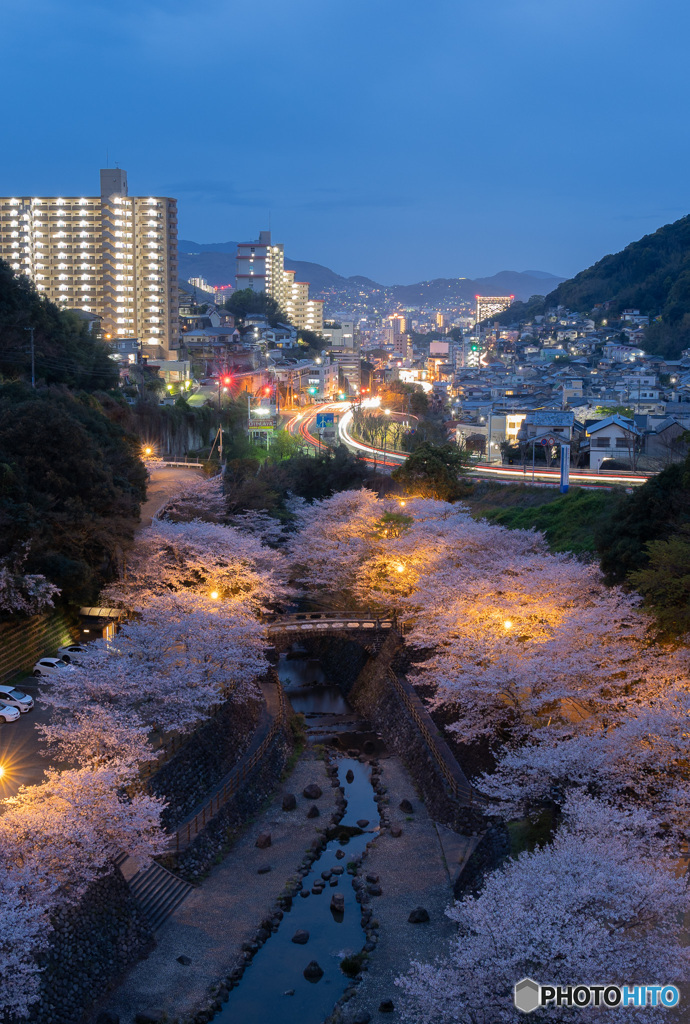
(0, 169, 179, 355)
(235, 230, 323, 332)
(475, 295, 514, 326)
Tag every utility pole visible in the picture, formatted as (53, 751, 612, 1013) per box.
(24, 327, 35, 388)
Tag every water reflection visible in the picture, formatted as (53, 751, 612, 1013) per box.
(216, 758, 379, 1024)
(278, 653, 350, 717)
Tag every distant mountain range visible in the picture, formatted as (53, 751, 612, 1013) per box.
(178, 239, 564, 306)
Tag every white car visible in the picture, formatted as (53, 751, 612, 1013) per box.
(58, 644, 88, 664)
(0, 686, 33, 712)
(33, 658, 72, 678)
(0, 701, 20, 724)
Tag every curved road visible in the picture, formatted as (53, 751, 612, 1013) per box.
(285, 403, 649, 487)
(285, 402, 407, 469)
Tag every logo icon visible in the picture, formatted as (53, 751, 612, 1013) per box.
(514, 978, 540, 1013)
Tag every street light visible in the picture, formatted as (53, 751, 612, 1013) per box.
(503, 620, 513, 630)
(210, 591, 219, 600)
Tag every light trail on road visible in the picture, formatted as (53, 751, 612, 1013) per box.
(285, 404, 649, 487)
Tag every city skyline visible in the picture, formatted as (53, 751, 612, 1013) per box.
(3, 1, 690, 284)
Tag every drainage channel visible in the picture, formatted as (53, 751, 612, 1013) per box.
(213, 651, 383, 1024)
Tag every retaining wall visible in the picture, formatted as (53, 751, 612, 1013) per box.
(26, 870, 153, 1024)
(149, 690, 263, 830)
(169, 723, 296, 883)
(0, 610, 80, 685)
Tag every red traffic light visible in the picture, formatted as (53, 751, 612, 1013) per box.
(222, 376, 232, 385)
(264, 386, 271, 394)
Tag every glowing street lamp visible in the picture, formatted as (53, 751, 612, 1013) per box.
(396, 564, 405, 574)
(503, 620, 513, 630)
(210, 591, 220, 600)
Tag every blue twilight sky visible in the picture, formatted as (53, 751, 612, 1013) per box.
(2, 0, 689, 284)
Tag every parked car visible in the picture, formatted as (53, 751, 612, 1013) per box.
(0, 701, 21, 724)
(0, 686, 33, 712)
(58, 644, 88, 664)
(33, 658, 72, 678)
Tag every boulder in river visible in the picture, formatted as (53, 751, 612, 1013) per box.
(303, 783, 323, 800)
(303, 960, 324, 982)
(335, 849, 345, 859)
(356, 819, 370, 828)
(345, 769, 355, 783)
(291, 930, 310, 945)
(379, 999, 395, 1013)
(330, 892, 345, 913)
(255, 833, 271, 849)
(408, 906, 430, 923)
(176, 955, 192, 966)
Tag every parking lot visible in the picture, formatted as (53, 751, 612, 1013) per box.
(0, 673, 56, 800)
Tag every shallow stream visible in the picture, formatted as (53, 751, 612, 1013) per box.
(215, 652, 381, 1024)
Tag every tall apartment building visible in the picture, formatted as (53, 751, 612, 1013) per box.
(475, 295, 514, 326)
(0, 168, 179, 355)
(235, 230, 323, 333)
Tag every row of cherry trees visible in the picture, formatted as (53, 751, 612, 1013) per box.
(2, 484, 288, 1018)
(287, 489, 690, 1018)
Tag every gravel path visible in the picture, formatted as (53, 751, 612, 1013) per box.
(340, 757, 457, 1024)
(103, 754, 337, 1024)
(138, 467, 203, 530)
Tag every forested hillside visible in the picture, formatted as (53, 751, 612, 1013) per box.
(0, 263, 146, 610)
(0, 259, 117, 389)
(546, 215, 690, 358)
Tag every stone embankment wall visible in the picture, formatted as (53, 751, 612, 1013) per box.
(290, 632, 485, 834)
(149, 690, 263, 830)
(26, 870, 153, 1024)
(170, 727, 296, 884)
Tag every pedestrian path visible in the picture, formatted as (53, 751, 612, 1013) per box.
(101, 755, 338, 1024)
(340, 757, 458, 1023)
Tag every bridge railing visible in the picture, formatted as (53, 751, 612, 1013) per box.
(266, 610, 400, 634)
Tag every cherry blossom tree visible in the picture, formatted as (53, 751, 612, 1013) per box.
(0, 862, 51, 1021)
(479, 672, 690, 834)
(0, 764, 166, 894)
(40, 594, 266, 746)
(0, 763, 166, 1019)
(105, 519, 288, 612)
(156, 473, 227, 524)
(396, 795, 690, 1024)
(288, 488, 385, 602)
(0, 547, 60, 616)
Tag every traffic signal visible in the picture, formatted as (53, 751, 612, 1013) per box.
(264, 386, 271, 395)
(222, 375, 232, 386)
(308, 387, 317, 395)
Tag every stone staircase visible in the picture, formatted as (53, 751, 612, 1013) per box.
(116, 855, 193, 932)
